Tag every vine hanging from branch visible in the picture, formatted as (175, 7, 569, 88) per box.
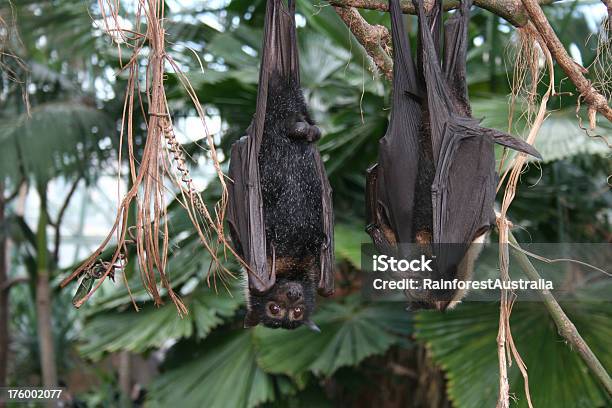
(60, 0, 238, 316)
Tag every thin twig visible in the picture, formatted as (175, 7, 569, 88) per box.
(508, 232, 612, 396)
(2, 178, 24, 203)
(52, 177, 81, 263)
(1, 276, 29, 292)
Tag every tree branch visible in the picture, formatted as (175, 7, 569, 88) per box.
(52, 177, 81, 264)
(2, 178, 25, 203)
(329, 0, 556, 27)
(521, 0, 612, 125)
(508, 232, 612, 396)
(1, 277, 29, 292)
(333, 5, 393, 80)
(332, 0, 612, 125)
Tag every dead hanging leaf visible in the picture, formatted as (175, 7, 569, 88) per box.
(60, 0, 243, 316)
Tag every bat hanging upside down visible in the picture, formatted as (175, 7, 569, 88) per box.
(227, 0, 334, 331)
(365, 0, 541, 311)
(231, 75, 330, 330)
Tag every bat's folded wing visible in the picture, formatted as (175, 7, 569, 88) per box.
(431, 122, 497, 246)
(315, 151, 335, 296)
(431, 121, 498, 278)
(227, 135, 273, 293)
(367, 0, 422, 250)
(485, 128, 542, 159)
(442, 0, 541, 160)
(227, 136, 248, 261)
(366, 164, 399, 255)
(416, 0, 496, 274)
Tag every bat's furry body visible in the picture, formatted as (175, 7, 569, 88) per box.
(239, 74, 323, 330)
(259, 76, 324, 260)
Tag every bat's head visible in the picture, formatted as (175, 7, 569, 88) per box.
(244, 277, 318, 331)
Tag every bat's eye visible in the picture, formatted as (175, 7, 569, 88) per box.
(268, 303, 281, 316)
(292, 306, 303, 319)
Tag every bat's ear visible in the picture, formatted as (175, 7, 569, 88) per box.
(303, 319, 321, 333)
(489, 131, 542, 159)
(244, 310, 260, 329)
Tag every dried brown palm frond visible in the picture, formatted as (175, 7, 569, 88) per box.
(498, 23, 547, 180)
(60, 0, 242, 316)
(508, 23, 546, 129)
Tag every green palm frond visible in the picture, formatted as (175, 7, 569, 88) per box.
(0, 101, 114, 182)
(254, 295, 411, 379)
(79, 286, 243, 360)
(334, 223, 369, 268)
(148, 330, 289, 408)
(415, 301, 612, 408)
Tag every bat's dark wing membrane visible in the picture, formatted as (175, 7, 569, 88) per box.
(441, 0, 542, 161)
(227, 0, 298, 293)
(228, 0, 334, 295)
(442, 1, 471, 116)
(316, 152, 334, 296)
(417, 0, 541, 273)
(484, 128, 542, 159)
(415, 0, 494, 274)
(417, 0, 540, 245)
(227, 135, 248, 262)
(366, 0, 422, 253)
(415, 0, 492, 247)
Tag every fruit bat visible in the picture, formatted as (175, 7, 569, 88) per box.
(227, 0, 334, 330)
(366, 0, 541, 310)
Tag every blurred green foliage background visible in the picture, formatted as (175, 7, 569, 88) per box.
(0, 0, 610, 407)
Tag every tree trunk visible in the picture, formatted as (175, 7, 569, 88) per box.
(0, 182, 8, 407)
(118, 351, 132, 406)
(35, 183, 57, 388)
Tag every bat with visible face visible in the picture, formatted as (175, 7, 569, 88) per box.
(227, 0, 334, 330)
(366, 0, 541, 310)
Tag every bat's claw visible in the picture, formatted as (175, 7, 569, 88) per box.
(289, 121, 321, 143)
